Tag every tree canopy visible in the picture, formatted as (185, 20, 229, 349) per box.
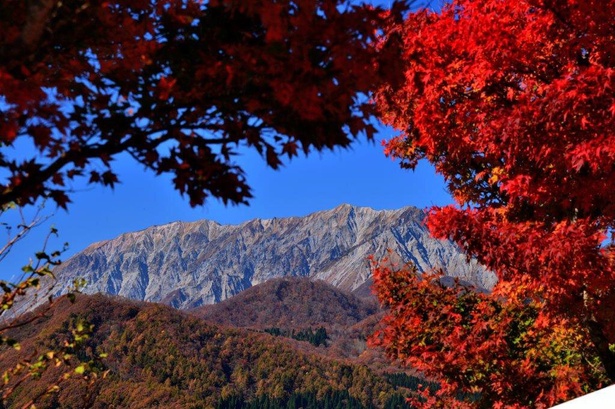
(0, 0, 400, 209)
(373, 0, 615, 406)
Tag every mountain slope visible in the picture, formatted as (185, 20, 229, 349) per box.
(193, 277, 378, 329)
(44, 204, 495, 309)
(192, 277, 398, 369)
(1, 294, 408, 409)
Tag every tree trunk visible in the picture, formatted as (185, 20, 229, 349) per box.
(586, 318, 615, 381)
(583, 289, 615, 382)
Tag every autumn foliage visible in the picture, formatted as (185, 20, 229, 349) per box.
(370, 257, 607, 408)
(372, 0, 615, 406)
(1, 294, 404, 408)
(0, 0, 401, 209)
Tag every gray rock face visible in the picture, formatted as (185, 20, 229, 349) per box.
(47, 204, 496, 309)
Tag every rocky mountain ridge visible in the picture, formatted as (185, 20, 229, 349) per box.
(45, 204, 495, 309)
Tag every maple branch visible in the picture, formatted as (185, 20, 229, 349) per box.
(143, 127, 232, 146)
(21, 0, 58, 52)
(0, 307, 49, 334)
(0, 209, 48, 265)
(0, 138, 131, 209)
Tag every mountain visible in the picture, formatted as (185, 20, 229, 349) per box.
(193, 277, 378, 329)
(191, 277, 398, 366)
(1, 294, 413, 409)
(41, 204, 495, 309)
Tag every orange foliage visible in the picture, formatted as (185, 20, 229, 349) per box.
(374, 0, 615, 404)
(370, 257, 607, 408)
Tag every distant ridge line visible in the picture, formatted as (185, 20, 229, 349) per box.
(22, 204, 494, 313)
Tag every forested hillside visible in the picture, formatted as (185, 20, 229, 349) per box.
(193, 277, 378, 329)
(1, 295, 417, 408)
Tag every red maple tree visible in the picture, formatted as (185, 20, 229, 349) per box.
(372, 0, 615, 406)
(0, 0, 402, 209)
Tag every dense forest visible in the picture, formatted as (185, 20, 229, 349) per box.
(0, 295, 421, 408)
(264, 327, 329, 347)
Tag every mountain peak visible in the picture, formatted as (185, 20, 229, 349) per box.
(332, 203, 362, 212)
(38, 205, 494, 310)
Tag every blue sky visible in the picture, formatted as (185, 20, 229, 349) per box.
(1, 126, 453, 282)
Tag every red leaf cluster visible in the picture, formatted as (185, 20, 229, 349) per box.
(376, 0, 615, 297)
(1, 0, 403, 209)
(370, 257, 607, 408)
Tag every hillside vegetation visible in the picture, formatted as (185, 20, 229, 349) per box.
(1, 294, 413, 408)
